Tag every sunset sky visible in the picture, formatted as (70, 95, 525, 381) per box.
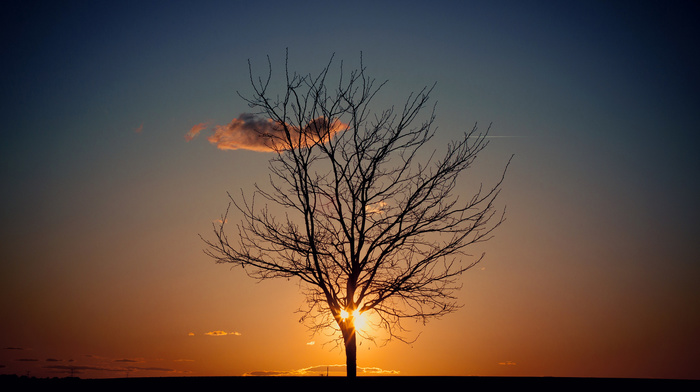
(1, 0, 699, 380)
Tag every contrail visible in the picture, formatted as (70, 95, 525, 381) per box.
(469, 135, 526, 138)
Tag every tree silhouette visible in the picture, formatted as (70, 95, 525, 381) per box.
(202, 52, 510, 377)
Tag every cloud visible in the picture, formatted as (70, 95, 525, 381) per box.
(498, 360, 517, 366)
(205, 113, 346, 152)
(243, 364, 400, 377)
(365, 201, 387, 214)
(44, 364, 122, 373)
(3, 350, 190, 378)
(185, 122, 210, 141)
(204, 330, 241, 336)
(114, 358, 144, 363)
(43, 364, 180, 375)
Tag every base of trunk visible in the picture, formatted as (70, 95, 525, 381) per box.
(343, 324, 357, 377)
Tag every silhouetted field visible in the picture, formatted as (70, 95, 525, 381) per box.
(2, 374, 697, 391)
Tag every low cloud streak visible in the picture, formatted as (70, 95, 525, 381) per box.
(203, 330, 241, 336)
(243, 364, 399, 377)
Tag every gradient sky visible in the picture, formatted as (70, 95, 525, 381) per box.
(1, 0, 699, 380)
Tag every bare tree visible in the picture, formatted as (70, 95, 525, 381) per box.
(202, 52, 510, 377)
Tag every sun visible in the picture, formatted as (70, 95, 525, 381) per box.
(340, 308, 368, 330)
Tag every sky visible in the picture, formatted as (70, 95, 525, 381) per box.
(1, 0, 699, 380)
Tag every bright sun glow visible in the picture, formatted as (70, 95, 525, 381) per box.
(340, 308, 367, 330)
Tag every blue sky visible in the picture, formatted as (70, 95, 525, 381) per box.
(1, 0, 699, 379)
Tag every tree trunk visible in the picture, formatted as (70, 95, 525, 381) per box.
(343, 324, 357, 377)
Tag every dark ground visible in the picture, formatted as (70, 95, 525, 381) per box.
(2, 374, 698, 391)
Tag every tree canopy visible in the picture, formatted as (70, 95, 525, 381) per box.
(202, 52, 510, 377)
